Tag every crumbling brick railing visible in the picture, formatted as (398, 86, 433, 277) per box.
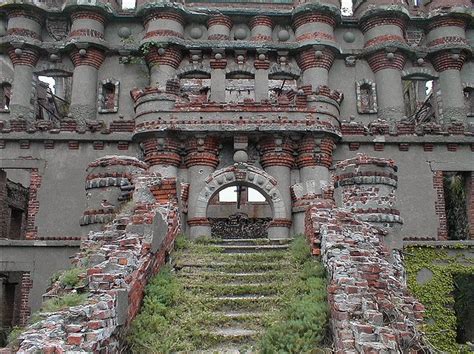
(305, 202, 425, 352)
(10, 171, 180, 352)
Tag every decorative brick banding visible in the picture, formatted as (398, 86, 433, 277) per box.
(293, 12, 336, 29)
(426, 17, 467, 31)
(269, 218, 292, 228)
(7, 9, 43, 24)
(249, 16, 273, 29)
(7, 28, 41, 39)
(184, 136, 220, 168)
(364, 34, 406, 48)
(144, 11, 185, 26)
(296, 48, 335, 71)
(259, 137, 295, 168)
(207, 15, 233, 29)
(360, 16, 406, 33)
(70, 47, 106, 69)
(142, 138, 182, 167)
(7, 47, 40, 67)
(367, 51, 406, 72)
(187, 217, 211, 226)
(145, 46, 183, 69)
(144, 30, 184, 39)
(431, 50, 467, 72)
(71, 11, 106, 25)
(69, 28, 104, 40)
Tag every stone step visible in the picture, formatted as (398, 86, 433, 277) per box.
(176, 261, 290, 273)
(212, 238, 290, 246)
(183, 282, 284, 297)
(177, 251, 289, 264)
(214, 244, 290, 254)
(207, 295, 281, 311)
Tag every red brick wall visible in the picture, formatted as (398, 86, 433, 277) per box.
(433, 171, 448, 240)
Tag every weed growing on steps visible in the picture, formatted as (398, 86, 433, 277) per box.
(258, 235, 329, 353)
(128, 235, 329, 352)
(41, 293, 89, 312)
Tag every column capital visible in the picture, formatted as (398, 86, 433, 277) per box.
(142, 137, 182, 168)
(259, 136, 295, 169)
(367, 50, 406, 73)
(431, 50, 467, 72)
(144, 45, 183, 69)
(7, 47, 39, 67)
(184, 136, 220, 168)
(70, 47, 106, 69)
(296, 47, 335, 72)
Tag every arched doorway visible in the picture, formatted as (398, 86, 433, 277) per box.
(190, 164, 291, 239)
(208, 183, 272, 239)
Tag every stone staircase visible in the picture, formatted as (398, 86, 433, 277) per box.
(174, 237, 292, 352)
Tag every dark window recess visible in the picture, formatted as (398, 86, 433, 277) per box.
(0, 83, 11, 111)
(0, 272, 22, 347)
(443, 172, 469, 240)
(453, 273, 474, 345)
(8, 208, 23, 240)
(103, 83, 116, 111)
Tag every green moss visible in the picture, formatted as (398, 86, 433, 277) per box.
(405, 246, 474, 353)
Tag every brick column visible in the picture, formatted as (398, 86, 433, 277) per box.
(363, 16, 407, 123)
(210, 50, 227, 103)
(145, 46, 183, 91)
(0, 170, 7, 239)
(292, 135, 335, 234)
(428, 17, 468, 125)
(294, 12, 336, 88)
(7, 47, 40, 122)
(185, 136, 220, 238)
(68, 11, 107, 124)
(250, 16, 272, 102)
(207, 15, 232, 40)
(142, 136, 182, 178)
(259, 136, 293, 239)
(433, 171, 448, 240)
(18, 272, 32, 327)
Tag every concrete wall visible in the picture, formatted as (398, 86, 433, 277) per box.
(0, 240, 79, 311)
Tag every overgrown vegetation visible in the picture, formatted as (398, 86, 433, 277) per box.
(58, 267, 86, 288)
(128, 235, 329, 352)
(41, 293, 88, 312)
(443, 173, 469, 240)
(405, 246, 474, 352)
(258, 235, 329, 353)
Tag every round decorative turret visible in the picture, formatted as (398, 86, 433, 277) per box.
(7, 9, 43, 40)
(69, 11, 106, 45)
(334, 154, 402, 248)
(143, 10, 185, 41)
(80, 156, 148, 233)
(249, 16, 273, 42)
(353, 0, 409, 19)
(207, 15, 233, 40)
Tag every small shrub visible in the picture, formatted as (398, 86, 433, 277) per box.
(59, 267, 86, 288)
(6, 326, 24, 349)
(174, 234, 188, 250)
(41, 293, 88, 312)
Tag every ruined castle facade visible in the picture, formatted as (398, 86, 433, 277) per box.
(0, 0, 473, 350)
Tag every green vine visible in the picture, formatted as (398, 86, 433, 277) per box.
(405, 246, 474, 353)
(140, 41, 165, 56)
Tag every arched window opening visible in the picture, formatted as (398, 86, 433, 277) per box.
(248, 188, 266, 202)
(218, 187, 238, 202)
(35, 74, 72, 120)
(98, 79, 120, 113)
(403, 79, 436, 123)
(356, 80, 377, 114)
(121, 0, 136, 10)
(0, 82, 11, 111)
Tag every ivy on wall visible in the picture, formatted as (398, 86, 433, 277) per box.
(404, 246, 474, 353)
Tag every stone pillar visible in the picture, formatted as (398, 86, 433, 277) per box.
(428, 17, 468, 124)
(334, 154, 403, 249)
(259, 136, 293, 239)
(7, 46, 40, 121)
(142, 136, 181, 178)
(143, 11, 185, 89)
(249, 16, 272, 102)
(185, 136, 220, 238)
(292, 135, 335, 235)
(210, 50, 227, 103)
(294, 12, 336, 88)
(362, 16, 407, 123)
(68, 11, 106, 123)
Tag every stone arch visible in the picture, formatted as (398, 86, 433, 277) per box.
(194, 163, 287, 220)
(268, 63, 301, 79)
(401, 67, 439, 80)
(176, 64, 211, 79)
(226, 63, 255, 78)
